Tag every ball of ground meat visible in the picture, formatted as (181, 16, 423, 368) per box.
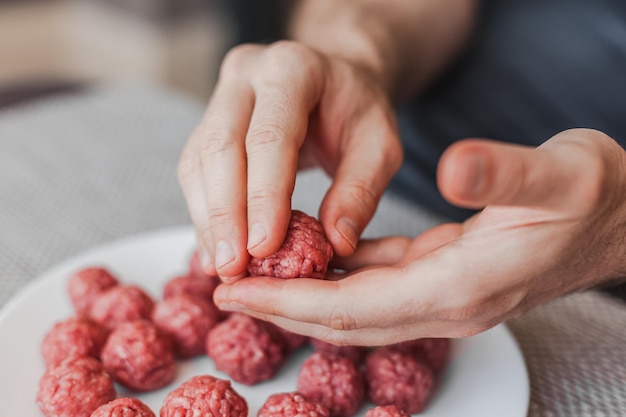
(364, 405, 410, 417)
(152, 294, 221, 358)
(67, 267, 119, 315)
(37, 356, 116, 417)
(394, 338, 451, 372)
(88, 285, 154, 330)
(90, 398, 155, 417)
(101, 320, 175, 391)
(41, 316, 109, 368)
(160, 375, 247, 417)
(258, 392, 330, 417)
(310, 339, 366, 364)
(269, 324, 308, 352)
(162, 274, 219, 305)
(206, 313, 286, 385)
(365, 347, 434, 414)
(247, 210, 333, 279)
(297, 351, 365, 417)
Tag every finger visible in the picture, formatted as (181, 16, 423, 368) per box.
(245, 68, 322, 257)
(241, 311, 448, 346)
(213, 265, 435, 333)
(330, 236, 412, 271)
(320, 106, 403, 256)
(199, 78, 255, 280)
(437, 129, 620, 211)
(401, 223, 463, 263)
(178, 136, 217, 275)
(196, 232, 216, 276)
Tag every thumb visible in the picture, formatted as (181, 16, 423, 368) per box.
(319, 107, 403, 256)
(437, 129, 622, 212)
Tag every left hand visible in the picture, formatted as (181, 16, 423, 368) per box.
(213, 129, 626, 346)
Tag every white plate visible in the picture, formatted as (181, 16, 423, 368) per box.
(0, 227, 529, 417)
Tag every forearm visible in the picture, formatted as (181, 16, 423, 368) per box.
(288, 0, 480, 100)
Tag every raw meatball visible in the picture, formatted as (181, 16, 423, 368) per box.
(162, 274, 219, 305)
(270, 324, 308, 352)
(160, 375, 247, 417)
(310, 339, 366, 364)
(88, 285, 154, 330)
(101, 320, 175, 391)
(365, 347, 434, 414)
(41, 316, 109, 368)
(258, 392, 330, 417)
(364, 405, 410, 417)
(395, 338, 451, 372)
(68, 267, 119, 314)
(247, 210, 333, 279)
(152, 294, 221, 358)
(90, 398, 155, 417)
(206, 313, 285, 385)
(37, 356, 116, 417)
(297, 352, 365, 417)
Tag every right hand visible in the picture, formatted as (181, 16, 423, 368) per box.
(178, 41, 403, 280)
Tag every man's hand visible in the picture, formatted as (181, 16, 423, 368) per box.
(178, 41, 402, 280)
(213, 129, 626, 345)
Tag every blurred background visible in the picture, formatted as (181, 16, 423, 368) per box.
(0, 0, 288, 105)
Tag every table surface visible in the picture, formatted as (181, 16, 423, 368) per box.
(1, 84, 624, 416)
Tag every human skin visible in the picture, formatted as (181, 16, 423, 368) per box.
(181, 1, 626, 344)
(215, 129, 626, 345)
(177, 0, 479, 279)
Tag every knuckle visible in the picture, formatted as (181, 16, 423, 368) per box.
(207, 206, 233, 226)
(257, 41, 320, 83)
(326, 305, 359, 332)
(346, 180, 379, 212)
(220, 44, 258, 74)
(267, 40, 314, 63)
(246, 122, 290, 148)
(199, 131, 237, 161)
(176, 154, 196, 186)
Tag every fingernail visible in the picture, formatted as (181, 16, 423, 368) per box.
(336, 216, 358, 249)
(218, 301, 247, 312)
(458, 152, 486, 197)
(215, 240, 235, 269)
(247, 223, 267, 250)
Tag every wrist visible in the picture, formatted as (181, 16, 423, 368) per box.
(288, 0, 398, 97)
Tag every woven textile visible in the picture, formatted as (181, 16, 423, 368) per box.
(0, 84, 624, 416)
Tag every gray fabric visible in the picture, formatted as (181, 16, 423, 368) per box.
(0, 85, 624, 416)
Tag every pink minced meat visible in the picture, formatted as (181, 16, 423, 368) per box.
(160, 375, 247, 417)
(247, 210, 333, 279)
(394, 338, 451, 373)
(269, 324, 308, 353)
(67, 267, 119, 315)
(365, 347, 434, 414)
(206, 313, 286, 385)
(152, 294, 221, 358)
(258, 392, 330, 417)
(162, 274, 219, 305)
(101, 320, 175, 391)
(90, 398, 155, 417)
(310, 339, 366, 364)
(364, 405, 410, 417)
(41, 316, 109, 368)
(37, 356, 116, 417)
(88, 285, 154, 330)
(297, 351, 365, 417)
